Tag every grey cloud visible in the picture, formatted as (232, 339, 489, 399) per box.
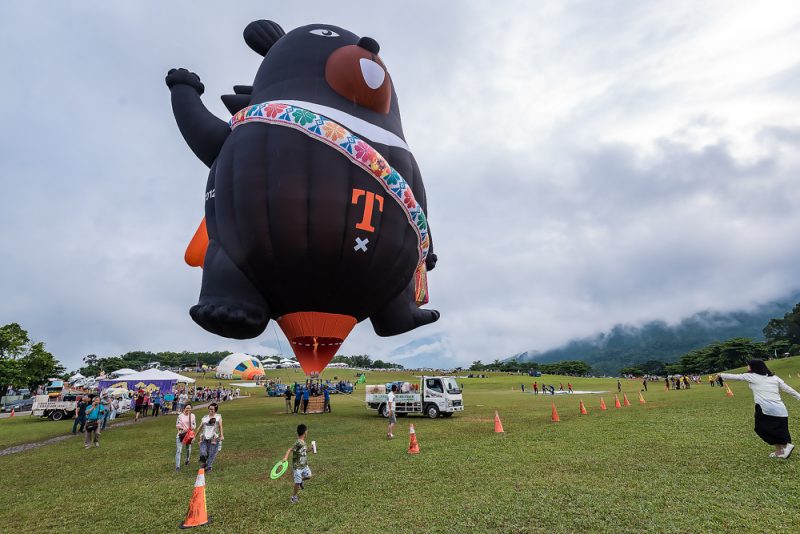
(2, 1, 800, 370)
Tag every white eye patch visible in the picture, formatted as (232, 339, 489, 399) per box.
(359, 58, 385, 89)
(309, 28, 339, 38)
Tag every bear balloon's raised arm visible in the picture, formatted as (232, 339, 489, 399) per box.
(165, 68, 231, 168)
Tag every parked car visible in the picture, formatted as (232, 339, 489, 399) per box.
(2, 397, 35, 412)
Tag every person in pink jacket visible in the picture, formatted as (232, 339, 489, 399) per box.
(175, 403, 196, 470)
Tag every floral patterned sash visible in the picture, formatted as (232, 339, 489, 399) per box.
(230, 102, 430, 304)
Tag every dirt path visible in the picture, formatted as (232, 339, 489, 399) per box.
(0, 398, 245, 457)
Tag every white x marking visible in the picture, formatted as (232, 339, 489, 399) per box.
(354, 237, 369, 252)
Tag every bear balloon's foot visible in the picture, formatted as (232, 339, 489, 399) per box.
(192, 239, 270, 339)
(190, 300, 269, 340)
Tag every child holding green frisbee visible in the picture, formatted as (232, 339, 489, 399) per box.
(283, 424, 312, 503)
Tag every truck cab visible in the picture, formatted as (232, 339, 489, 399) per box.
(420, 376, 464, 418)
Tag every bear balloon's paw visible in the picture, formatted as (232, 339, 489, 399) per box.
(190, 301, 268, 339)
(417, 308, 440, 328)
(165, 68, 205, 95)
(371, 303, 440, 337)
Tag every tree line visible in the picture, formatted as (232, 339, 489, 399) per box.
(79, 351, 233, 376)
(330, 354, 404, 369)
(79, 352, 404, 375)
(0, 324, 409, 392)
(469, 359, 592, 376)
(0, 323, 64, 393)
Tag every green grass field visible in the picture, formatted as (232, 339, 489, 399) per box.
(2, 361, 800, 532)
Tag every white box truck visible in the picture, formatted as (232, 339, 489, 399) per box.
(365, 376, 464, 419)
(31, 395, 78, 421)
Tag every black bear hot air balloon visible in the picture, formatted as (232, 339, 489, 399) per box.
(166, 19, 439, 374)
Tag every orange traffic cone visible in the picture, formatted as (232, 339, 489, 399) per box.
(579, 400, 588, 415)
(494, 411, 505, 433)
(551, 403, 560, 422)
(408, 424, 420, 454)
(614, 395, 622, 408)
(180, 468, 210, 529)
(600, 397, 607, 411)
(623, 394, 631, 406)
(639, 392, 646, 404)
(725, 384, 734, 397)
(9, 408, 15, 418)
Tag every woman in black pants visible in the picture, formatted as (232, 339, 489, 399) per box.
(719, 359, 800, 458)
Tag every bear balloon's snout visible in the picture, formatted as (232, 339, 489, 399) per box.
(325, 44, 391, 114)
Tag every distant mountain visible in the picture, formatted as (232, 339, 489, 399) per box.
(508, 293, 800, 374)
(386, 334, 462, 369)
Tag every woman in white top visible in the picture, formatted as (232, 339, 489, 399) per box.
(199, 403, 224, 472)
(175, 403, 196, 471)
(719, 359, 800, 459)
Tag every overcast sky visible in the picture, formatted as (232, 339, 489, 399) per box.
(2, 1, 800, 371)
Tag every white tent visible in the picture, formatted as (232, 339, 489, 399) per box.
(68, 373, 85, 383)
(111, 368, 137, 377)
(158, 370, 196, 383)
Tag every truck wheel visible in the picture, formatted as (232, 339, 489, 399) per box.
(378, 404, 389, 418)
(50, 410, 65, 421)
(426, 404, 440, 419)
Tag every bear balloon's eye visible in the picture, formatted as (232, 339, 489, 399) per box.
(309, 28, 339, 38)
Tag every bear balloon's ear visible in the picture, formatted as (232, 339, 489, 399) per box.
(243, 20, 285, 56)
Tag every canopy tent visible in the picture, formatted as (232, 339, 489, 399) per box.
(158, 370, 195, 384)
(68, 373, 85, 383)
(110, 368, 137, 377)
(98, 369, 178, 393)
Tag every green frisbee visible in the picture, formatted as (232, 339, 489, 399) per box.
(270, 460, 289, 480)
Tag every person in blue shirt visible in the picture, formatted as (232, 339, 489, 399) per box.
(302, 387, 311, 414)
(152, 393, 162, 417)
(323, 386, 331, 413)
(293, 386, 302, 414)
(84, 396, 107, 449)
